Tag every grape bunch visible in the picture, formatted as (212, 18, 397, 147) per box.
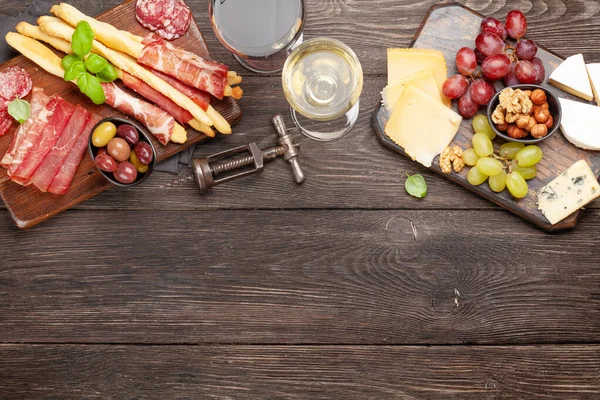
(442, 10, 546, 118)
(463, 115, 543, 198)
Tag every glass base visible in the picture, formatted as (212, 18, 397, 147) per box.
(233, 34, 304, 75)
(291, 100, 360, 142)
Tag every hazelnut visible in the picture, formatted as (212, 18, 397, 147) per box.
(531, 89, 547, 105)
(531, 124, 549, 139)
(507, 124, 528, 139)
(544, 115, 554, 129)
(541, 102, 550, 110)
(534, 108, 551, 123)
(526, 117, 537, 132)
(496, 122, 509, 131)
(516, 114, 531, 130)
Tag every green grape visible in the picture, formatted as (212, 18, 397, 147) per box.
(462, 148, 480, 166)
(472, 133, 494, 157)
(499, 142, 525, 159)
(516, 145, 543, 167)
(512, 164, 537, 180)
(506, 172, 529, 199)
(472, 114, 496, 140)
(467, 166, 489, 186)
(489, 170, 507, 193)
(476, 157, 504, 176)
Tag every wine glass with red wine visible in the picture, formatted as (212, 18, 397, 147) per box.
(209, 0, 306, 74)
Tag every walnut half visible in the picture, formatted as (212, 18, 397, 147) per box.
(440, 146, 464, 174)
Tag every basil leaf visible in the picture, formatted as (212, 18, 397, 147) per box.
(405, 173, 427, 198)
(77, 72, 105, 105)
(61, 54, 82, 71)
(97, 63, 118, 83)
(7, 98, 31, 124)
(71, 21, 94, 57)
(64, 61, 86, 81)
(84, 53, 107, 74)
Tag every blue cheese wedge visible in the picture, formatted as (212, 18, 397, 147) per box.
(537, 160, 600, 225)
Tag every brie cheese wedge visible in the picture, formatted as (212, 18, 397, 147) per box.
(549, 54, 594, 101)
(559, 98, 600, 150)
(586, 63, 600, 105)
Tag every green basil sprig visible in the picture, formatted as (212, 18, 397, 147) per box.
(7, 98, 31, 124)
(405, 173, 428, 198)
(77, 72, 105, 105)
(71, 21, 94, 57)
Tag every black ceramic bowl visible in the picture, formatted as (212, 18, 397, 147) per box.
(88, 117, 157, 187)
(487, 84, 562, 144)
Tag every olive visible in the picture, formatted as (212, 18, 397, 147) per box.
(130, 150, 149, 173)
(134, 142, 153, 165)
(116, 124, 139, 145)
(94, 153, 117, 172)
(107, 137, 131, 162)
(114, 162, 138, 184)
(97, 147, 107, 156)
(91, 121, 117, 147)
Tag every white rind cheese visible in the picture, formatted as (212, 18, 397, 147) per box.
(586, 63, 600, 105)
(537, 160, 600, 225)
(558, 98, 600, 150)
(549, 54, 594, 101)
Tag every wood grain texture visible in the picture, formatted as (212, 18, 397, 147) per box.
(1, 344, 600, 399)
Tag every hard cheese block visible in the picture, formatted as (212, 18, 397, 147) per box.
(558, 98, 600, 150)
(387, 48, 450, 106)
(537, 160, 600, 225)
(382, 69, 442, 113)
(549, 54, 594, 101)
(586, 63, 600, 105)
(385, 84, 461, 168)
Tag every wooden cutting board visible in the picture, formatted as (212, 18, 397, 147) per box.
(372, 2, 600, 232)
(0, 0, 242, 229)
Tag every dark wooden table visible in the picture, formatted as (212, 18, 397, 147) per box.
(2, 1, 600, 398)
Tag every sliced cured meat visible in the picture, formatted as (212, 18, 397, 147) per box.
(150, 69, 210, 111)
(0, 66, 32, 101)
(10, 98, 76, 183)
(1, 88, 50, 168)
(0, 109, 14, 137)
(30, 105, 91, 192)
(48, 114, 102, 195)
(155, 0, 191, 40)
(135, 0, 177, 31)
(121, 71, 192, 125)
(103, 82, 174, 145)
(139, 34, 228, 99)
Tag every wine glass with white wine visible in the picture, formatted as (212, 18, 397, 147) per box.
(282, 37, 363, 141)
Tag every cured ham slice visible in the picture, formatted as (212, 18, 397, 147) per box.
(1, 88, 50, 168)
(103, 82, 174, 145)
(10, 98, 75, 183)
(30, 105, 91, 192)
(48, 114, 101, 195)
(151, 69, 210, 111)
(138, 34, 228, 99)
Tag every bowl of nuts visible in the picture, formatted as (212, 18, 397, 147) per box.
(487, 85, 562, 144)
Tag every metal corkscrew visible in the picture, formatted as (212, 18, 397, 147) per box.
(191, 114, 306, 193)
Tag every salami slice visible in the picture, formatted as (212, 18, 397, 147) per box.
(155, 0, 191, 41)
(0, 66, 32, 101)
(135, 0, 177, 31)
(0, 109, 15, 137)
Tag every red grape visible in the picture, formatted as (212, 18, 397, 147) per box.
(458, 89, 479, 118)
(474, 48, 486, 64)
(469, 79, 495, 105)
(515, 60, 537, 84)
(442, 74, 469, 99)
(515, 39, 537, 60)
(456, 47, 477, 76)
(504, 63, 520, 86)
(506, 10, 527, 39)
(480, 17, 508, 41)
(481, 54, 512, 80)
(475, 32, 505, 56)
(531, 57, 546, 84)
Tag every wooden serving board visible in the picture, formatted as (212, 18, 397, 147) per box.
(0, 0, 242, 229)
(372, 2, 600, 232)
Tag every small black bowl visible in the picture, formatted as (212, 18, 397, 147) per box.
(88, 117, 157, 187)
(487, 84, 562, 144)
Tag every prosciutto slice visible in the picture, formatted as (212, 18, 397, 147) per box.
(151, 69, 210, 111)
(10, 98, 75, 183)
(30, 105, 91, 192)
(102, 82, 174, 145)
(138, 33, 228, 99)
(48, 114, 101, 195)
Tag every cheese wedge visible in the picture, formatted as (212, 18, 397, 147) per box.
(538, 160, 600, 225)
(382, 69, 442, 113)
(387, 48, 450, 107)
(586, 63, 600, 105)
(549, 54, 594, 101)
(558, 98, 600, 150)
(385, 84, 462, 167)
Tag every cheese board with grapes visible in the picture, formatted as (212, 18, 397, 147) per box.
(372, 3, 600, 231)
